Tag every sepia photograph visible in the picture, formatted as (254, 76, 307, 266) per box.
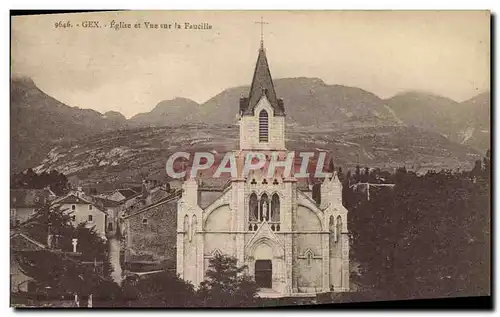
(9, 10, 491, 308)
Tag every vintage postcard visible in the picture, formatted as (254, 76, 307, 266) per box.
(10, 10, 491, 308)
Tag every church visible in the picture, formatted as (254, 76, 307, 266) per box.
(176, 38, 350, 297)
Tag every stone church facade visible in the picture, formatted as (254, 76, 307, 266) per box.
(176, 42, 350, 297)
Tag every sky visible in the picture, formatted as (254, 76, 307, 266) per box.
(11, 10, 490, 118)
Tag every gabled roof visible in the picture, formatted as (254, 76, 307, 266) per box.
(10, 189, 56, 208)
(10, 231, 47, 251)
(101, 188, 140, 202)
(54, 194, 91, 205)
(52, 193, 108, 214)
(240, 46, 285, 116)
(245, 221, 284, 254)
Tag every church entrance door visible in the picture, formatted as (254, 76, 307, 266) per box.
(255, 260, 272, 288)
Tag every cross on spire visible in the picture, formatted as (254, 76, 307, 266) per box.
(255, 16, 269, 49)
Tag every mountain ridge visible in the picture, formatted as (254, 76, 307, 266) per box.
(10, 76, 490, 174)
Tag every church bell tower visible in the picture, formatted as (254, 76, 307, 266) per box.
(238, 39, 286, 151)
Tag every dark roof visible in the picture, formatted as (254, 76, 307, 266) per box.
(92, 196, 123, 208)
(123, 191, 181, 219)
(10, 189, 55, 208)
(10, 231, 47, 251)
(198, 178, 231, 190)
(56, 194, 91, 205)
(240, 47, 285, 116)
(117, 189, 139, 199)
(198, 190, 228, 209)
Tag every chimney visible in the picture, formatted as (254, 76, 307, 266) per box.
(142, 180, 149, 198)
(76, 186, 83, 198)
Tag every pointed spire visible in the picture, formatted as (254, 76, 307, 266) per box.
(239, 17, 284, 116)
(240, 44, 284, 116)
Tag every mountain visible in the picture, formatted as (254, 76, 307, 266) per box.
(32, 124, 480, 189)
(385, 91, 490, 153)
(104, 111, 127, 124)
(456, 92, 490, 152)
(129, 98, 200, 127)
(128, 78, 403, 129)
(10, 77, 129, 172)
(11, 76, 489, 176)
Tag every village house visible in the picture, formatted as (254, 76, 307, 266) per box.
(52, 189, 109, 238)
(10, 231, 48, 293)
(122, 181, 171, 215)
(95, 188, 141, 210)
(91, 196, 123, 235)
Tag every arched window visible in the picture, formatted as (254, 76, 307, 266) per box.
(259, 110, 269, 142)
(184, 215, 189, 235)
(271, 193, 280, 222)
(305, 249, 314, 266)
(191, 215, 197, 241)
(329, 216, 335, 257)
(260, 194, 269, 221)
(249, 193, 258, 221)
(336, 215, 342, 243)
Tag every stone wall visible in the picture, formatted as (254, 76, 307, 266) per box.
(125, 199, 177, 268)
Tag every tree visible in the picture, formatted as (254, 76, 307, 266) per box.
(347, 179, 398, 299)
(120, 271, 196, 307)
(354, 165, 361, 181)
(19, 204, 107, 261)
(471, 159, 483, 178)
(197, 253, 258, 307)
(13, 204, 112, 301)
(483, 149, 491, 178)
(346, 164, 490, 300)
(11, 169, 69, 195)
(328, 159, 335, 173)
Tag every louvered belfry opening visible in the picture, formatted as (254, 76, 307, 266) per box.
(259, 110, 269, 142)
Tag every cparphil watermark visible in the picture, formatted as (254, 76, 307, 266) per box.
(165, 151, 335, 179)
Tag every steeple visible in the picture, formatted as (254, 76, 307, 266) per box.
(240, 38, 285, 116)
(238, 19, 286, 151)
